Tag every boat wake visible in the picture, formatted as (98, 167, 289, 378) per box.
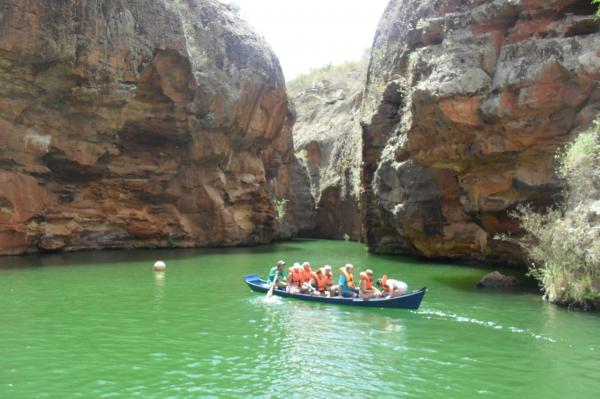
(262, 296, 284, 305)
(416, 308, 557, 343)
(248, 295, 284, 306)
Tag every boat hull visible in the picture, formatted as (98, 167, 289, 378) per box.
(243, 274, 426, 309)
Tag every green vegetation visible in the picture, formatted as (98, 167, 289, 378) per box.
(273, 198, 288, 221)
(594, 0, 600, 16)
(512, 119, 600, 310)
(286, 59, 368, 97)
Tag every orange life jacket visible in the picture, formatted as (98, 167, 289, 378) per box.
(311, 271, 325, 292)
(289, 269, 303, 287)
(302, 267, 312, 283)
(359, 272, 373, 290)
(339, 268, 355, 288)
(381, 274, 389, 292)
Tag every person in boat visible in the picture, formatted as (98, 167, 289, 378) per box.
(309, 267, 329, 296)
(359, 269, 381, 299)
(267, 260, 287, 290)
(322, 265, 337, 296)
(301, 262, 312, 283)
(287, 263, 304, 294)
(301, 261, 314, 293)
(376, 274, 408, 298)
(338, 263, 358, 298)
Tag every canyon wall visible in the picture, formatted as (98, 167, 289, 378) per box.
(290, 68, 364, 240)
(0, 0, 293, 254)
(361, 0, 600, 263)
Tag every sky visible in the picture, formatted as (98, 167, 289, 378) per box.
(219, 0, 389, 81)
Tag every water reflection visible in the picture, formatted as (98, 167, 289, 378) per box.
(253, 298, 408, 396)
(154, 271, 165, 307)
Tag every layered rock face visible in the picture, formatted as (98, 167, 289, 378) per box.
(362, 0, 600, 263)
(0, 0, 292, 254)
(291, 73, 364, 240)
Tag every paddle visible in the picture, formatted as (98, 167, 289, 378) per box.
(266, 269, 278, 298)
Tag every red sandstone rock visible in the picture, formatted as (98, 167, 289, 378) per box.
(0, 0, 292, 254)
(361, 0, 600, 263)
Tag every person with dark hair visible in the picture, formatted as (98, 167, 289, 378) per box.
(309, 267, 327, 296)
(376, 275, 408, 298)
(267, 260, 287, 290)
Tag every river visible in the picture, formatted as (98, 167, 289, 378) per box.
(1, 239, 599, 398)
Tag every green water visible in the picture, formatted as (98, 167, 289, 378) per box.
(1, 240, 599, 398)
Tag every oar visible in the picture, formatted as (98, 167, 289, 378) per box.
(266, 271, 278, 298)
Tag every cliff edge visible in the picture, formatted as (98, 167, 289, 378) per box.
(0, 0, 293, 254)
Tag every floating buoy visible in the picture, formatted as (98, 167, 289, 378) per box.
(153, 260, 166, 271)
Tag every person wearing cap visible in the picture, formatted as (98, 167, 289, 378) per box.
(267, 260, 287, 290)
(287, 263, 304, 294)
(338, 263, 358, 298)
(359, 269, 381, 299)
(376, 275, 408, 298)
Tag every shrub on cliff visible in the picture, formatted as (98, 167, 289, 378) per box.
(286, 59, 367, 97)
(513, 119, 600, 310)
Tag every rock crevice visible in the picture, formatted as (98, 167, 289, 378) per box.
(290, 75, 365, 240)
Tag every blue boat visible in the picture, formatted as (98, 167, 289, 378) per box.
(243, 274, 427, 309)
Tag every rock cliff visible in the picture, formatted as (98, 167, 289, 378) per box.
(0, 0, 292, 254)
(289, 63, 365, 239)
(361, 0, 600, 263)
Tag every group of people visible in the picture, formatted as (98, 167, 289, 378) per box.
(267, 260, 408, 299)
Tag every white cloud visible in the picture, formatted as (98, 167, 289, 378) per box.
(220, 0, 389, 80)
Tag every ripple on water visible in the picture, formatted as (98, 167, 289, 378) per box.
(2, 241, 600, 398)
(417, 308, 558, 343)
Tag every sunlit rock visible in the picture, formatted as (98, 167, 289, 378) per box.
(361, 0, 600, 263)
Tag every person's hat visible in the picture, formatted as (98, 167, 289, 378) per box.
(345, 263, 353, 269)
(277, 260, 286, 266)
(302, 261, 311, 268)
(323, 265, 332, 272)
(293, 263, 302, 271)
(365, 269, 373, 275)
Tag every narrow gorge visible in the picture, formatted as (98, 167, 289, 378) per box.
(3, 2, 600, 396)
(1, 0, 599, 267)
(291, 0, 600, 265)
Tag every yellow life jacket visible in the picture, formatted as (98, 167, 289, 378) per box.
(339, 267, 355, 288)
